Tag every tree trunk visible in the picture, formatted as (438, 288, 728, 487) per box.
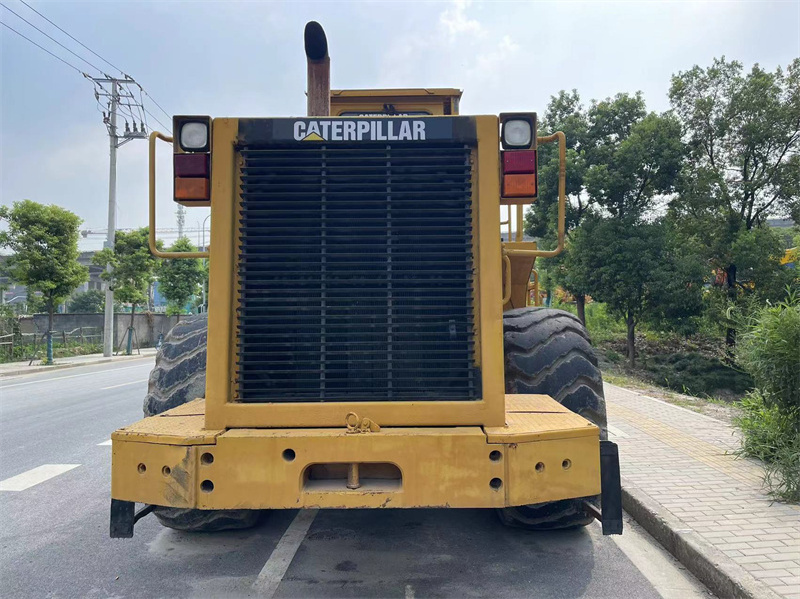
(626, 312, 636, 367)
(127, 304, 136, 355)
(725, 263, 737, 358)
(576, 294, 586, 326)
(46, 300, 54, 365)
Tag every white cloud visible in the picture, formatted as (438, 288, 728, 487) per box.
(440, 0, 485, 40)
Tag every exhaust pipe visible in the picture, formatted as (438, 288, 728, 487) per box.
(304, 21, 330, 117)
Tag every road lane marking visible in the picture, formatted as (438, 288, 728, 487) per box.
(101, 379, 148, 390)
(0, 364, 148, 389)
(405, 584, 416, 599)
(253, 509, 318, 596)
(98, 439, 112, 446)
(0, 464, 80, 491)
(608, 517, 709, 598)
(607, 424, 629, 439)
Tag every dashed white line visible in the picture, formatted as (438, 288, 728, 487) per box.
(0, 364, 148, 389)
(100, 379, 148, 390)
(607, 424, 629, 439)
(0, 464, 80, 492)
(98, 439, 112, 446)
(253, 509, 319, 597)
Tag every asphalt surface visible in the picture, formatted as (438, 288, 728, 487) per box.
(0, 359, 711, 598)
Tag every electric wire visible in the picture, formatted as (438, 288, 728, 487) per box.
(0, 2, 106, 75)
(0, 20, 86, 74)
(143, 107, 171, 134)
(5, 1, 171, 133)
(19, 0, 126, 76)
(141, 89, 171, 122)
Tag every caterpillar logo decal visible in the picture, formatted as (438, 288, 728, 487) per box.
(236, 117, 476, 145)
(294, 119, 426, 142)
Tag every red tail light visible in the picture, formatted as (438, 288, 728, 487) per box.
(502, 150, 537, 198)
(503, 150, 536, 174)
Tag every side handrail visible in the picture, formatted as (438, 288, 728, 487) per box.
(501, 252, 512, 304)
(503, 131, 566, 259)
(149, 131, 209, 259)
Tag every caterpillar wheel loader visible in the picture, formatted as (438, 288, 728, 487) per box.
(109, 22, 622, 538)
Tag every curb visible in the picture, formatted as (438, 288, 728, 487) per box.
(622, 478, 781, 599)
(0, 352, 156, 378)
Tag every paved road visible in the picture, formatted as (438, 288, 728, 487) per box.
(0, 360, 711, 598)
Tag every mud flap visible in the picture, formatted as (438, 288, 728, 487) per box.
(583, 440, 623, 535)
(600, 440, 623, 535)
(110, 500, 155, 539)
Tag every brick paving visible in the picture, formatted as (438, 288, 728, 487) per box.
(605, 383, 800, 599)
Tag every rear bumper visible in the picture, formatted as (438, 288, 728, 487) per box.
(111, 395, 601, 511)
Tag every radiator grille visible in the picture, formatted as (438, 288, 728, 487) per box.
(236, 142, 477, 402)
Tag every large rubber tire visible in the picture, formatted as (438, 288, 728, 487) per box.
(499, 307, 607, 530)
(144, 314, 261, 532)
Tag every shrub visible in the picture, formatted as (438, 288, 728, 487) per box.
(735, 391, 800, 502)
(736, 290, 800, 418)
(734, 289, 800, 502)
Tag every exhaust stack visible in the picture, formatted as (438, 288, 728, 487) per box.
(304, 21, 330, 117)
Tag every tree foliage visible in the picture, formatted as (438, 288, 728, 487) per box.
(0, 200, 88, 325)
(566, 217, 705, 364)
(669, 57, 800, 231)
(67, 289, 105, 313)
(157, 237, 205, 314)
(93, 228, 159, 310)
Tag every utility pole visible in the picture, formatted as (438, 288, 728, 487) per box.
(91, 76, 147, 356)
(103, 79, 118, 357)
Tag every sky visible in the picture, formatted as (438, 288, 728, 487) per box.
(1, 0, 799, 251)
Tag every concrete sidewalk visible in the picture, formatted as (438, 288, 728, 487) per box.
(606, 383, 800, 599)
(0, 347, 157, 377)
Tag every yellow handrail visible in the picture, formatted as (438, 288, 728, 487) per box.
(149, 131, 209, 259)
(503, 131, 566, 259)
(501, 253, 512, 304)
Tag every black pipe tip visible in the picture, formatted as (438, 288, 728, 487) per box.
(304, 21, 328, 61)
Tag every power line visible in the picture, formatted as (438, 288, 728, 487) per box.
(143, 106, 171, 134)
(0, 19, 86, 75)
(19, 0, 126, 76)
(10, 1, 172, 132)
(141, 89, 172, 122)
(0, 2, 106, 75)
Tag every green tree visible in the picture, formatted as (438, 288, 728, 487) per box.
(67, 289, 105, 313)
(525, 90, 593, 321)
(157, 237, 205, 316)
(567, 217, 705, 365)
(669, 57, 800, 346)
(93, 228, 160, 353)
(0, 200, 88, 364)
(526, 92, 684, 324)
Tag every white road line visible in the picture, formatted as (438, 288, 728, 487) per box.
(253, 509, 318, 597)
(405, 584, 416, 599)
(100, 379, 148, 390)
(608, 517, 709, 598)
(0, 363, 148, 390)
(0, 464, 80, 492)
(98, 439, 112, 446)
(607, 424, 629, 439)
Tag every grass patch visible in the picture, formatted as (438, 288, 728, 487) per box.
(639, 352, 752, 398)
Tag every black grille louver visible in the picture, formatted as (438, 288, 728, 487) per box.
(236, 143, 477, 402)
